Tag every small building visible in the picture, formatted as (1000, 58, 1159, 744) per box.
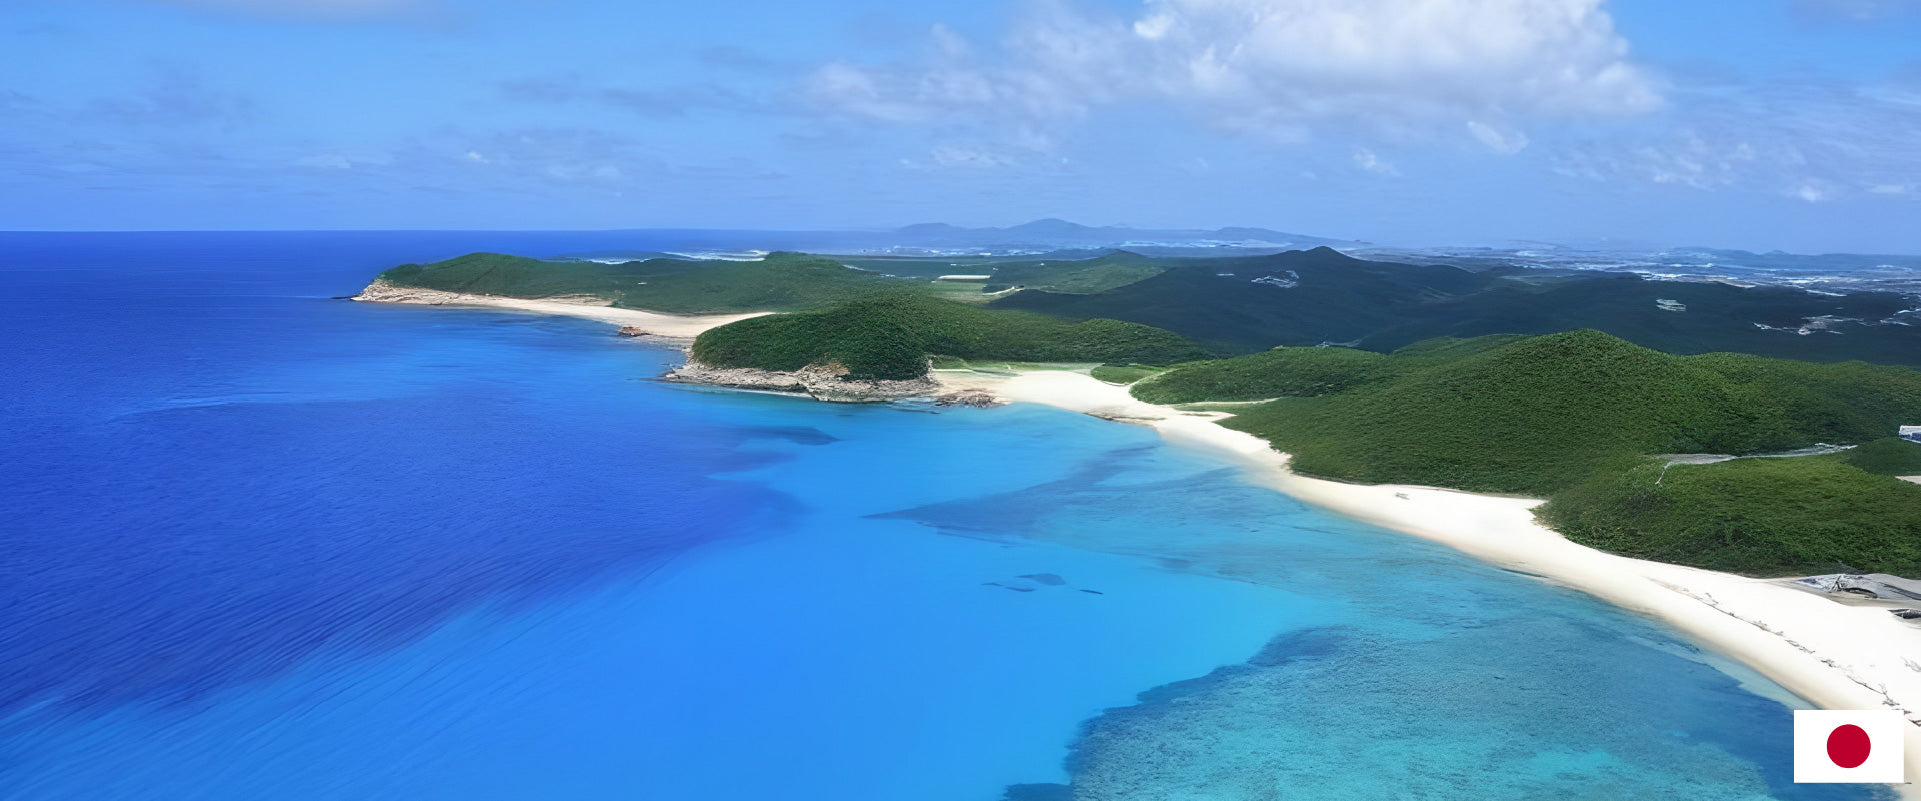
(1901, 426, 1921, 444)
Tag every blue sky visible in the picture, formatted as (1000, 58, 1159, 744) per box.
(3, 0, 1919, 252)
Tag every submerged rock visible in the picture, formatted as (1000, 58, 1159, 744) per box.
(933, 389, 1005, 408)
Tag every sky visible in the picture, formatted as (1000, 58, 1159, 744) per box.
(2, 0, 1919, 252)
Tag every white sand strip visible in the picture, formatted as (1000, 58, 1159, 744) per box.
(350, 281, 767, 339)
(935, 366, 1921, 793)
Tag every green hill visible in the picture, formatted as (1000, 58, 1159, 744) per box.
(1158, 330, 1921, 574)
(1208, 330, 1921, 495)
(991, 247, 1490, 354)
(977, 252, 1165, 295)
(376, 251, 892, 313)
(690, 291, 1209, 381)
(1129, 336, 1522, 404)
(990, 248, 1921, 368)
(1539, 456, 1921, 576)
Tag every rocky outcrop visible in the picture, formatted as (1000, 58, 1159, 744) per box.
(664, 362, 940, 404)
(1792, 574, 1921, 601)
(350, 279, 474, 305)
(933, 389, 1006, 408)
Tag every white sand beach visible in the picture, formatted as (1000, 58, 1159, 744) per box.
(350, 280, 767, 339)
(934, 365, 1921, 793)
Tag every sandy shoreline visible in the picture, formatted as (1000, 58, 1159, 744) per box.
(350, 281, 767, 340)
(933, 366, 1921, 793)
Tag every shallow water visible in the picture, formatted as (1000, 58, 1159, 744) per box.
(0, 232, 1890, 800)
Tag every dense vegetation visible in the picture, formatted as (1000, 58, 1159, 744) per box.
(1207, 330, 1921, 495)
(377, 252, 891, 313)
(690, 291, 1209, 380)
(383, 247, 1921, 369)
(1128, 337, 1526, 404)
(1150, 330, 1921, 575)
(991, 248, 1921, 368)
(978, 253, 1165, 295)
(993, 247, 1489, 354)
(1842, 437, 1921, 476)
(1539, 457, 1921, 576)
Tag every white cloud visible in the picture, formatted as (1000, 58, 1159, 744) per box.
(1550, 78, 1921, 198)
(805, 0, 1660, 150)
(929, 144, 1014, 169)
(1352, 148, 1396, 175)
(1793, 181, 1835, 203)
(1467, 121, 1531, 154)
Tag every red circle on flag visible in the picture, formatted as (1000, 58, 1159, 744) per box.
(1826, 724, 1872, 768)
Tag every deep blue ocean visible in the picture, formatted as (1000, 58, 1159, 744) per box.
(0, 232, 1891, 800)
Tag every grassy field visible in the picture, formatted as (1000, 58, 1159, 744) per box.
(690, 291, 1210, 381)
(377, 252, 894, 313)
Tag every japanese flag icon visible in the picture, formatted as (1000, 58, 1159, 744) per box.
(1793, 710, 1907, 784)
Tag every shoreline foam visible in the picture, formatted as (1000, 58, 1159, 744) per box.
(932, 366, 1921, 794)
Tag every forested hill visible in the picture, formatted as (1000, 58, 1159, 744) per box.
(989, 247, 1921, 367)
(1132, 330, 1921, 576)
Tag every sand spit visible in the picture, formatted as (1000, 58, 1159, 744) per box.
(351, 280, 766, 340)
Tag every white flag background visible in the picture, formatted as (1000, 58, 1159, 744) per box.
(1793, 710, 1907, 784)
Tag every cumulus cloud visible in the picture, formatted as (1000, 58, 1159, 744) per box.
(805, 0, 1660, 150)
(1352, 148, 1396, 175)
